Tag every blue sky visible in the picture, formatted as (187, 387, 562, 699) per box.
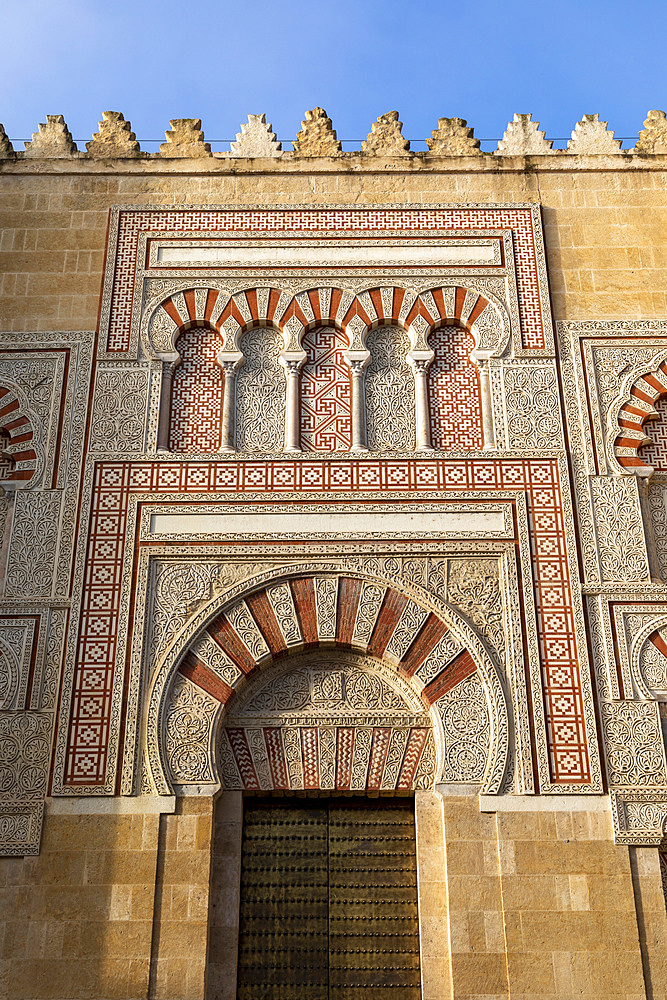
(2, 0, 666, 150)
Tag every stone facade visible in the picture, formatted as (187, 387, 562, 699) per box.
(2, 107, 667, 1000)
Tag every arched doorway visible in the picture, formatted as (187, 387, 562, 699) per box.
(211, 648, 427, 999)
(150, 567, 504, 999)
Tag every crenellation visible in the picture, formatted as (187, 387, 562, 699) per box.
(636, 109, 667, 154)
(362, 111, 410, 155)
(86, 111, 141, 158)
(293, 107, 342, 156)
(497, 113, 553, 155)
(0, 124, 14, 159)
(159, 119, 211, 158)
(229, 113, 281, 157)
(426, 117, 482, 155)
(567, 114, 623, 154)
(23, 115, 78, 158)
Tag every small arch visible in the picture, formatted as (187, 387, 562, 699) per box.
(300, 325, 352, 452)
(614, 361, 667, 475)
(236, 326, 286, 452)
(0, 384, 40, 487)
(427, 322, 484, 450)
(169, 323, 225, 452)
(365, 325, 415, 451)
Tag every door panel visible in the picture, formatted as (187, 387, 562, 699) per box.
(237, 803, 329, 999)
(328, 805, 421, 999)
(236, 798, 421, 1000)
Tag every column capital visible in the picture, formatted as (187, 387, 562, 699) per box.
(343, 350, 371, 373)
(216, 350, 243, 375)
(279, 351, 307, 375)
(408, 350, 435, 375)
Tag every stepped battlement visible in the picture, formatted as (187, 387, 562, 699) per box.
(2, 108, 667, 160)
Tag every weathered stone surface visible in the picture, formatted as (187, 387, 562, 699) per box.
(567, 114, 622, 154)
(497, 113, 553, 155)
(159, 119, 211, 158)
(293, 108, 341, 156)
(23, 115, 77, 157)
(636, 109, 667, 153)
(230, 113, 281, 157)
(426, 117, 481, 155)
(86, 111, 140, 158)
(0, 124, 14, 158)
(362, 111, 410, 155)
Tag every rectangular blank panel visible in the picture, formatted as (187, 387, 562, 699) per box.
(154, 239, 500, 269)
(149, 507, 509, 537)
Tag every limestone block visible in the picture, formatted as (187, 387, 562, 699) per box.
(159, 119, 211, 158)
(86, 111, 140, 158)
(567, 114, 622, 154)
(23, 115, 77, 157)
(362, 111, 410, 155)
(496, 113, 553, 155)
(230, 114, 281, 156)
(426, 117, 481, 155)
(293, 108, 342, 156)
(636, 109, 667, 153)
(0, 124, 14, 158)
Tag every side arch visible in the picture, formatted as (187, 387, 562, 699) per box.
(0, 382, 42, 488)
(145, 565, 509, 797)
(613, 358, 667, 474)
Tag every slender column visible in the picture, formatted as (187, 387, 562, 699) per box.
(472, 350, 496, 450)
(280, 355, 306, 453)
(408, 354, 434, 451)
(217, 352, 243, 453)
(156, 356, 179, 452)
(220, 362, 239, 452)
(345, 354, 370, 452)
(478, 360, 495, 450)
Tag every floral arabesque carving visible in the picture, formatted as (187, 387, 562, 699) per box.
(502, 364, 562, 449)
(235, 327, 286, 452)
(436, 672, 490, 782)
(89, 365, 149, 452)
(164, 673, 220, 784)
(365, 326, 415, 451)
(600, 700, 667, 787)
(589, 476, 650, 583)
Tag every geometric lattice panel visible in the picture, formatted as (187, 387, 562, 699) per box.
(639, 394, 667, 472)
(429, 325, 483, 450)
(169, 325, 224, 452)
(300, 327, 351, 452)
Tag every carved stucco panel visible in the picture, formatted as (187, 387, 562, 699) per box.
(365, 326, 415, 452)
(436, 672, 491, 783)
(600, 700, 667, 787)
(89, 365, 149, 453)
(4, 491, 62, 598)
(235, 328, 286, 452)
(500, 362, 563, 450)
(590, 476, 650, 583)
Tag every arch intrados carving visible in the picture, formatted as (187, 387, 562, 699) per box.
(147, 563, 508, 796)
(628, 614, 667, 699)
(612, 357, 667, 475)
(0, 383, 41, 489)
